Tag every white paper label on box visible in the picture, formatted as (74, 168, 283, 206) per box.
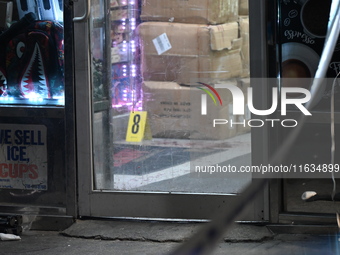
(152, 33, 172, 55)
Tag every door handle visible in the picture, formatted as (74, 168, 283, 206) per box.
(73, 0, 91, 22)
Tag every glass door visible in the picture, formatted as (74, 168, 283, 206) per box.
(75, 0, 266, 221)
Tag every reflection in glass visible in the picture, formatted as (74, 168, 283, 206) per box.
(93, 0, 252, 195)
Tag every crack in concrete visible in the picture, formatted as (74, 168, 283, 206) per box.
(60, 232, 274, 244)
(61, 233, 186, 243)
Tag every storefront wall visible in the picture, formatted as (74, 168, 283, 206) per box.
(4, 0, 338, 227)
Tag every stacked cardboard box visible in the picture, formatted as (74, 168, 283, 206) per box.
(143, 80, 238, 140)
(140, 0, 238, 24)
(138, 22, 243, 84)
(138, 0, 250, 140)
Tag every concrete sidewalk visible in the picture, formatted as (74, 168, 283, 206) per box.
(1, 220, 340, 254)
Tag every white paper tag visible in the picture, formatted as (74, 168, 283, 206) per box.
(152, 33, 172, 55)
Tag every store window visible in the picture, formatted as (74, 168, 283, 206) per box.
(0, 0, 64, 106)
(91, 0, 252, 194)
(0, 0, 68, 214)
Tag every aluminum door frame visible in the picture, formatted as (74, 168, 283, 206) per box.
(74, 0, 268, 221)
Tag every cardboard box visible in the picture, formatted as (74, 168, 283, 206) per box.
(239, 16, 249, 77)
(143, 80, 239, 140)
(141, 0, 238, 25)
(0, 1, 13, 30)
(239, 0, 249, 15)
(139, 22, 243, 85)
(209, 23, 240, 51)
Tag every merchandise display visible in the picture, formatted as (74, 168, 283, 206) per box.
(110, 0, 141, 109)
(0, 0, 64, 105)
